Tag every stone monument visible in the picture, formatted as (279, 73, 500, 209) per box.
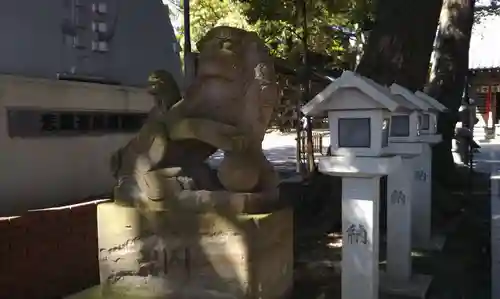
(70, 27, 293, 299)
(302, 71, 404, 299)
(380, 83, 432, 298)
(412, 91, 447, 251)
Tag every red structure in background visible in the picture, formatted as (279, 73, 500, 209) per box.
(0, 201, 103, 299)
(485, 85, 492, 124)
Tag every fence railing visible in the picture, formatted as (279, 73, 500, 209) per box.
(297, 131, 328, 170)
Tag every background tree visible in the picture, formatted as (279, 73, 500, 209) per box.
(171, 0, 252, 58)
(426, 0, 476, 186)
(236, 0, 374, 69)
(170, 0, 377, 79)
(168, 0, 375, 133)
(475, 0, 500, 22)
(189, 0, 253, 50)
(358, 0, 487, 185)
(356, 0, 442, 90)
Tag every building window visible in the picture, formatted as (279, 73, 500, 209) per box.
(338, 117, 371, 148)
(41, 113, 59, 132)
(7, 109, 148, 138)
(75, 113, 91, 130)
(92, 113, 106, 131)
(73, 36, 85, 49)
(92, 40, 109, 52)
(390, 115, 410, 137)
(92, 2, 108, 14)
(60, 113, 75, 130)
(92, 22, 108, 33)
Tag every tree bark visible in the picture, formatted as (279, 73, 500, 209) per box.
(356, 0, 442, 91)
(426, 0, 475, 186)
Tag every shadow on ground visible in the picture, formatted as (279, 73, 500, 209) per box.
(289, 169, 491, 299)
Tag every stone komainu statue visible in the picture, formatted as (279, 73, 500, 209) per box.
(110, 26, 281, 210)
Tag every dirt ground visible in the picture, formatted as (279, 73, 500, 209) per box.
(291, 171, 491, 299)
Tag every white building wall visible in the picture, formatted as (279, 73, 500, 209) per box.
(469, 15, 500, 69)
(0, 75, 153, 214)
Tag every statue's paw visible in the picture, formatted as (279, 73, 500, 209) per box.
(113, 176, 144, 206)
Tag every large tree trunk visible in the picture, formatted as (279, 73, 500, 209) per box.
(426, 0, 475, 186)
(356, 0, 442, 90)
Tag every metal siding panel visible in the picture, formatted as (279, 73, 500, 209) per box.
(0, 0, 182, 87)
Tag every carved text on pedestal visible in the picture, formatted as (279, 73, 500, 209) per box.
(390, 190, 406, 205)
(414, 170, 427, 182)
(345, 224, 368, 245)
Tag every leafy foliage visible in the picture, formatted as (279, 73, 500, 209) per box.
(236, 0, 375, 68)
(179, 0, 253, 52)
(172, 0, 374, 69)
(475, 0, 500, 23)
(169, 0, 374, 131)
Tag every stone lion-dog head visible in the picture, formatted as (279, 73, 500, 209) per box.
(185, 26, 280, 144)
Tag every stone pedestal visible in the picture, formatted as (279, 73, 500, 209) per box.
(68, 201, 293, 299)
(319, 155, 401, 299)
(342, 177, 380, 299)
(380, 156, 431, 298)
(412, 142, 445, 251)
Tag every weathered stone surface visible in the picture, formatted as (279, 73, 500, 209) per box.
(133, 190, 286, 214)
(167, 26, 280, 194)
(98, 27, 291, 299)
(110, 26, 281, 209)
(96, 203, 293, 299)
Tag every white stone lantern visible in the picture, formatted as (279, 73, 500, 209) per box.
(302, 70, 404, 299)
(412, 91, 447, 251)
(379, 83, 432, 298)
(391, 84, 433, 135)
(303, 71, 414, 158)
(387, 84, 423, 143)
(415, 90, 447, 137)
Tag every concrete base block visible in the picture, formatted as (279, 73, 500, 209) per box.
(93, 202, 294, 299)
(413, 234, 446, 251)
(380, 272, 432, 299)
